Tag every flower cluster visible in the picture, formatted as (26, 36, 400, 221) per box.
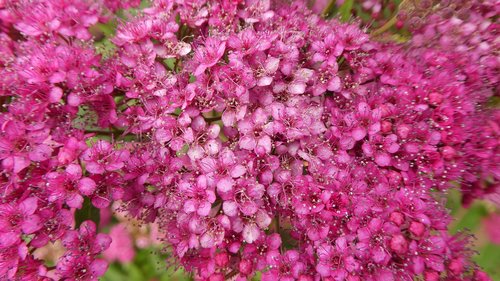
(0, 0, 498, 280)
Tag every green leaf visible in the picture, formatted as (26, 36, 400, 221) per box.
(252, 271, 262, 281)
(446, 188, 462, 216)
(96, 22, 117, 38)
(338, 0, 354, 22)
(450, 202, 488, 234)
(473, 244, 500, 280)
(74, 197, 100, 228)
(163, 58, 177, 71)
(122, 263, 144, 281)
(95, 38, 117, 59)
(102, 264, 128, 281)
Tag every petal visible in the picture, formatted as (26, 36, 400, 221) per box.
(65, 164, 82, 179)
(223, 201, 238, 216)
(375, 153, 391, 167)
(255, 210, 271, 229)
(22, 215, 42, 234)
(217, 177, 234, 193)
(90, 259, 109, 277)
(352, 127, 367, 141)
(49, 87, 64, 103)
(197, 201, 212, 216)
(19, 197, 38, 215)
(85, 162, 105, 174)
(66, 193, 84, 209)
(288, 82, 306, 95)
(184, 199, 197, 213)
(0, 232, 19, 248)
(230, 165, 246, 178)
(239, 136, 256, 150)
(78, 177, 96, 196)
(327, 76, 341, 92)
(242, 223, 260, 244)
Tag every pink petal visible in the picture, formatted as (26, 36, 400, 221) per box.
(242, 223, 260, 244)
(78, 177, 96, 195)
(49, 87, 64, 103)
(239, 136, 256, 150)
(22, 214, 42, 234)
(65, 164, 82, 179)
(352, 127, 367, 141)
(197, 201, 212, 216)
(19, 197, 38, 215)
(375, 153, 391, 167)
(90, 259, 109, 277)
(0, 232, 19, 248)
(327, 76, 341, 92)
(223, 201, 238, 216)
(184, 199, 197, 213)
(288, 82, 306, 95)
(66, 193, 84, 209)
(217, 177, 234, 193)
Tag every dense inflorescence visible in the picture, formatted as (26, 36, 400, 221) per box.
(0, 0, 498, 280)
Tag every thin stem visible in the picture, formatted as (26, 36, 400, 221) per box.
(371, 0, 408, 36)
(322, 0, 337, 18)
(84, 127, 126, 139)
(203, 116, 221, 122)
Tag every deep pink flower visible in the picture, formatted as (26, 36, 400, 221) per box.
(192, 38, 226, 76)
(56, 254, 108, 281)
(62, 221, 111, 255)
(484, 214, 500, 244)
(0, 197, 42, 248)
(0, 119, 53, 173)
(0, 0, 497, 279)
(80, 140, 130, 174)
(179, 176, 216, 217)
(45, 164, 96, 208)
(103, 224, 135, 263)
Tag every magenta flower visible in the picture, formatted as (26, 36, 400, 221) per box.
(0, 0, 498, 279)
(484, 214, 500, 244)
(62, 220, 111, 256)
(81, 140, 130, 174)
(46, 164, 96, 208)
(179, 176, 216, 217)
(0, 119, 53, 173)
(56, 254, 108, 281)
(192, 38, 226, 76)
(103, 224, 135, 263)
(0, 197, 41, 248)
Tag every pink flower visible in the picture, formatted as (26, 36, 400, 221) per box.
(0, 119, 53, 173)
(45, 164, 96, 208)
(103, 224, 135, 263)
(193, 38, 226, 76)
(484, 214, 500, 245)
(0, 197, 42, 248)
(1, 0, 498, 279)
(62, 221, 111, 255)
(179, 176, 216, 217)
(81, 140, 130, 174)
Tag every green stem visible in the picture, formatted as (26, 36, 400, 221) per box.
(371, 0, 408, 36)
(85, 127, 126, 139)
(322, 0, 337, 18)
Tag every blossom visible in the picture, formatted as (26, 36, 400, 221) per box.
(0, 0, 498, 279)
(80, 140, 130, 174)
(103, 224, 135, 263)
(0, 197, 41, 247)
(192, 38, 227, 76)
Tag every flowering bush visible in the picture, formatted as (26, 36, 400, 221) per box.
(0, 0, 498, 280)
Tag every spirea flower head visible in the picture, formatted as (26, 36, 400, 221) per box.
(0, 0, 498, 280)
